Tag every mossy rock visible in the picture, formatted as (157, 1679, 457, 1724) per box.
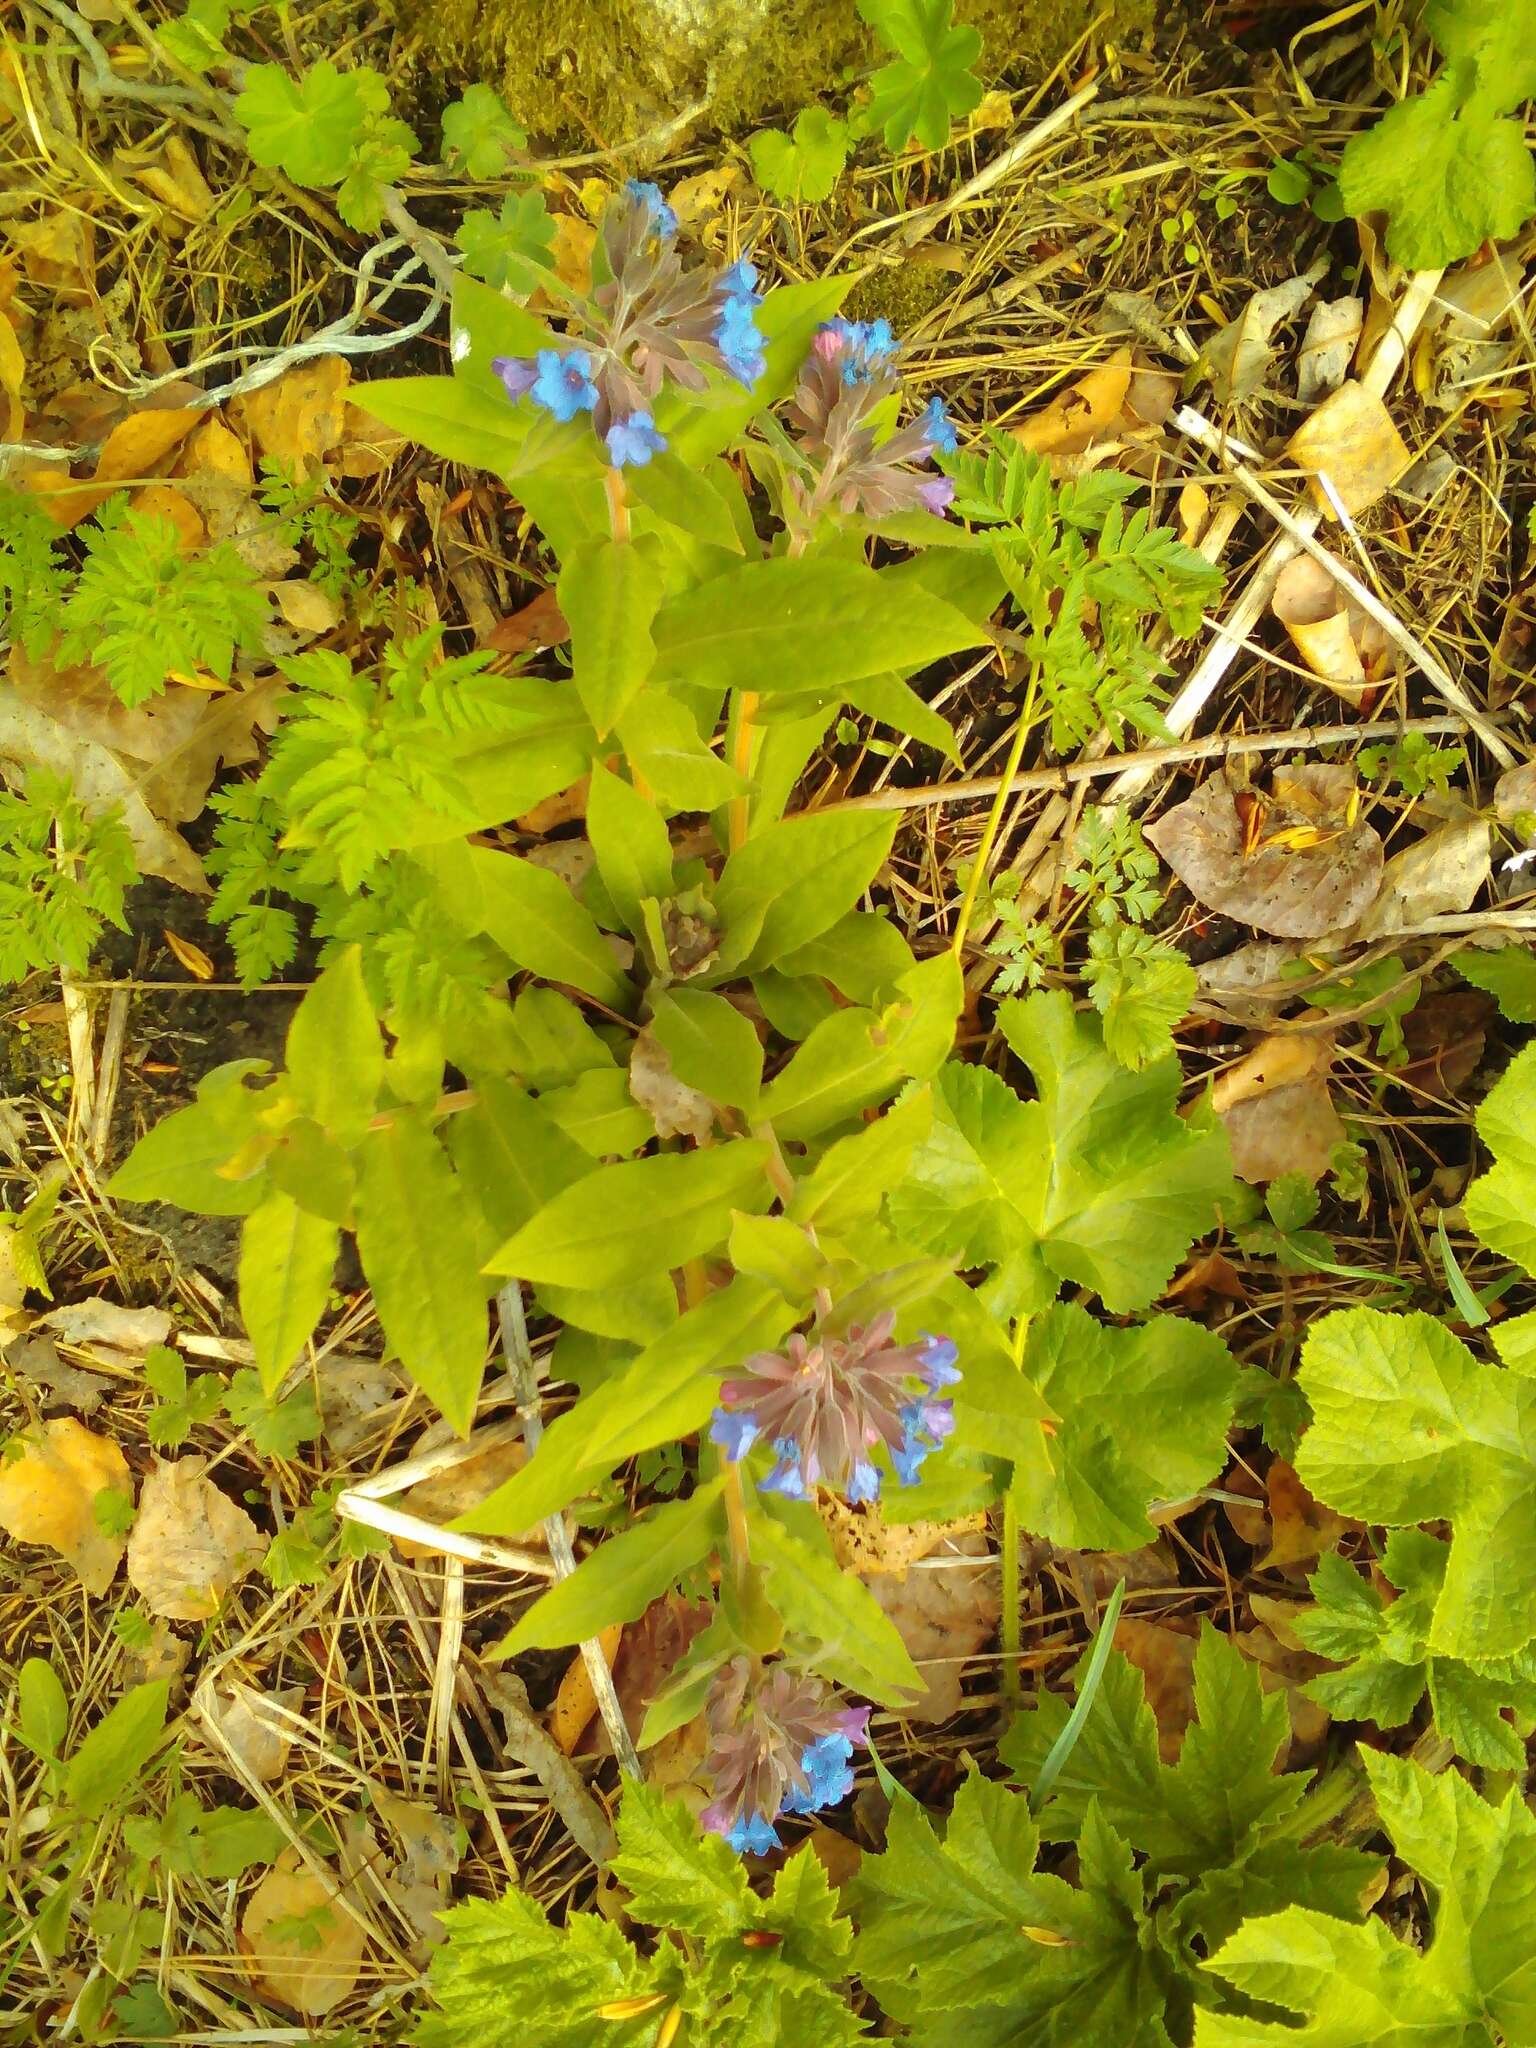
(389, 0, 1157, 150)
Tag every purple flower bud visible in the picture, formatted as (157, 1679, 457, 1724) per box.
(710, 1406, 760, 1462)
(604, 410, 667, 468)
(834, 1705, 873, 1745)
(917, 1334, 962, 1389)
(529, 347, 599, 422)
(916, 475, 957, 518)
(625, 179, 678, 239)
(490, 355, 538, 402)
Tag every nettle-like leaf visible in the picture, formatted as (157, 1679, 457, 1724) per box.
(853, 1774, 1187, 2048)
(750, 107, 850, 203)
(1454, 944, 1536, 1023)
(418, 1781, 865, 2047)
(1001, 1624, 1378, 1952)
(1296, 1534, 1536, 1770)
(887, 990, 1235, 1317)
(1010, 1303, 1238, 1551)
(1196, 1753, 1536, 2046)
(1463, 1038, 1536, 1278)
(1295, 1306, 1536, 1661)
(856, 0, 984, 152)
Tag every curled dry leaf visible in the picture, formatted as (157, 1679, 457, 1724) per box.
(1236, 1617, 1331, 1768)
(1494, 761, 1536, 825)
(1352, 818, 1490, 940)
(241, 1859, 367, 2018)
(1397, 988, 1490, 1100)
(236, 356, 352, 476)
(1223, 1078, 1344, 1185)
(1011, 349, 1132, 457)
(374, 1784, 462, 1955)
(1210, 1030, 1334, 1116)
(580, 1592, 714, 1757)
(1271, 554, 1396, 704)
(482, 586, 571, 658)
(1285, 379, 1411, 517)
(124, 1616, 191, 1689)
(1113, 1616, 1198, 1762)
(1203, 262, 1326, 403)
(628, 1028, 715, 1142)
(1296, 295, 1362, 404)
(126, 1455, 263, 1620)
(124, 135, 215, 226)
(6, 1333, 110, 1415)
(1164, 1248, 1248, 1311)
(0, 1416, 133, 1593)
(1259, 1457, 1358, 1575)
(1146, 766, 1383, 938)
(549, 1624, 623, 1756)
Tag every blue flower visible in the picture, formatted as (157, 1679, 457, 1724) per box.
(920, 395, 958, 455)
(715, 293, 766, 386)
(823, 316, 898, 386)
(759, 1437, 810, 1499)
(782, 1732, 856, 1816)
(604, 411, 667, 467)
(847, 1458, 882, 1505)
(717, 256, 759, 301)
(529, 348, 598, 422)
(725, 1811, 780, 1855)
(892, 1396, 955, 1485)
(710, 1407, 759, 1462)
(625, 179, 678, 238)
(917, 1334, 962, 1390)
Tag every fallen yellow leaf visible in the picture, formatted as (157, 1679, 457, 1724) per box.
(163, 929, 215, 980)
(126, 1456, 262, 1620)
(241, 1862, 367, 2017)
(0, 1417, 133, 1593)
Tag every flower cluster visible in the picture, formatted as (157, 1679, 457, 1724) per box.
(490, 181, 766, 469)
(701, 1657, 870, 1854)
(783, 316, 959, 522)
(710, 1313, 960, 1505)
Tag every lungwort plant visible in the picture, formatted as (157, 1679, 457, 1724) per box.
(104, 179, 1241, 1875)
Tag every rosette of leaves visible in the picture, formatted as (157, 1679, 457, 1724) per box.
(852, 1626, 1378, 2045)
(415, 1781, 866, 2046)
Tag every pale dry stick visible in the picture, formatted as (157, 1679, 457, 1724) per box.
(340, 1414, 528, 1502)
(1171, 400, 1516, 769)
(335, 1491, 555, 1579)
(471, 1662, 618, 1867)
(86, 985, 128, 1163)
(57, 971, 94, 1150)
(433, 1558, 468, 1805)
(496, 1281, 644, 1782)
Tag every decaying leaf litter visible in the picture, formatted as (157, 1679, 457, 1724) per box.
(0, 1, 1533, 2037)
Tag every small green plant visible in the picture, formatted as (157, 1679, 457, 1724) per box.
(1358, 730, 1466, 797)
(751, 107, 851, 203)
(0, 771, 135, 980)
(1338, 0, 1536, 266)
(855, 0, 984, 151)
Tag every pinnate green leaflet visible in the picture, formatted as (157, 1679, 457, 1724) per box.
(1295, 1306, 1536, 1661)
(1196, 1752, 1536, 2045)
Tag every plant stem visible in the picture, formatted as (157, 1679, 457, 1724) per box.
(727, 691, 758, 852)
(604, 465, 631, 542)
(951, 662, 1041, 960)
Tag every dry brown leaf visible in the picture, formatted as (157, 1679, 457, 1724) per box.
(548, 1624, 623, 1756)
(1164, 1248, 1248, 1311)
(0, 310, 23, 441)
(126, 135, 215, 224)
(1210, 1031, 1333, 1116)
(824, 1500, 995, 1722)
(126, 1455, 262, 1620)
(1072, 1540, 1181, 1598)
(7, 1333, 110, 1414)
(628, 1027, 714, 1142)
(1296, 295, 1363, 404)
(0, 1417, 132, 1592)
(1011, 349, 1133, 457)
(336, 403, 409, 480)
(316, 1356, 402, 1455)
(517, 773, 591, 834)
(395, 1436, 543, 1558)
(1223, 1076, 1345, 1185)
(1145, 766, 1383, 938)
(1113, 1617, 1198, 1761)
(1260, 1458, 1357, 1574)
(1495, 761, 1536, 822)
(546, 214, 596, 297)
(271, 579, 342, 638)
(374, 1785, 461, 1954)
(1222, 1461, 1268, 1549)
(482, 586, 570, 657)
(667, 163, 741, 224)
(8, 213, 95, 295)
(1197, 937, 1310, 1027)
(237, 357, 351, 475)
(241, 1861, 367, 2017)
(1398, 988, 1490, 1099)
(94, 407, 201, 489)
(174, 414, 253, 488)
(1286, 379, 1411, 517)
(1351, 818, 1490, 939)
(38, 1296, 172, 1351)
(581, 1593, 713, 1757)
(200, 1677, 304, 1783)
(1236, 1619, 1331, 1767)
(1271, 554, 1396, 704)
(803, 1826, 863, 1890)
(1204, 263, 1326, 403)
(124, 1616, 190, 1688)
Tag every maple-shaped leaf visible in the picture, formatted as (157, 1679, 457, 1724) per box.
(1011, 1303, 1238, 1551)
(456, 190, 556, 291)
(235, 61, 378, 188)
(852, 1774, 1186, 2047)
(1001, 1624, 1378, 1951)
(1196, 1753, 1536, 2046)
(888, 990, 1235, 1316)
(337, 114, 418, 233)
(750, 108, 850, 203)
(856, 0, 984, 152)
(1464, 1039, 1536, 1278)
(439, 83, 526, 178)
(1295, 1306, 1536, 1661)
(1296, 1534, 1536, 1771)
(415, 1889, 657, 2047)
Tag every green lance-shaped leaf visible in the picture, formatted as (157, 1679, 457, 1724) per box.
(237, 1189, 338, 1396)
(751, 1510, 922, 1706)
(585, 760, 673, 934)
(64, 1680, 172, 1821)
(284, 945, 383, 1146)
(649, 988, 764, 1113)
(108, 1060, 271, 1217)
(559, 536, 662, 738)
(712, 807, 899, 976)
